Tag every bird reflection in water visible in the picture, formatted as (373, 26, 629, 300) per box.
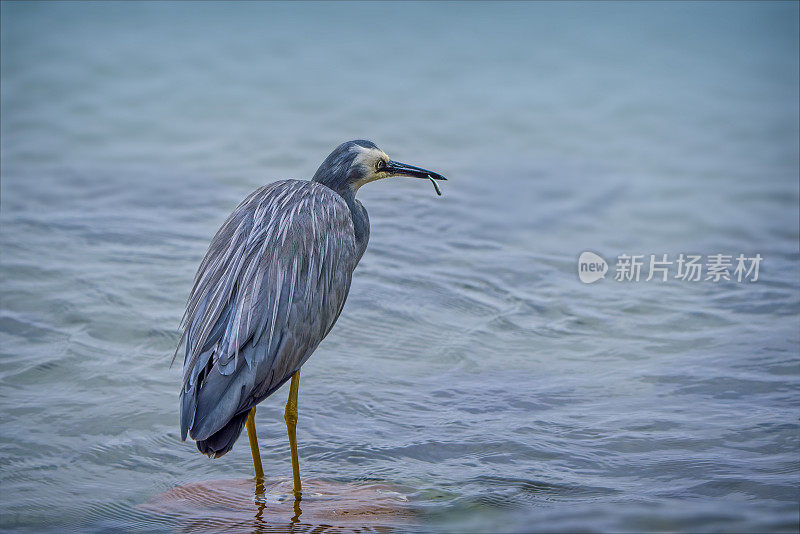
(142, 478, 415, 532)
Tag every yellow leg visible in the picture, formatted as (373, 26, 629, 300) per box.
(284, 371, 302, 499)
(245, 406, 265, 493)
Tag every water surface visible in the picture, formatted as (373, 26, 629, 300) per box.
(1, 2, 798, 532)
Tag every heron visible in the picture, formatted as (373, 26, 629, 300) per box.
(176, 140, 446, 499)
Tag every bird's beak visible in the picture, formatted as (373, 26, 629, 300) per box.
(385, 160, 447, 182)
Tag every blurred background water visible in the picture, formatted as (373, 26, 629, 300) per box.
(1, 1, 798, 532)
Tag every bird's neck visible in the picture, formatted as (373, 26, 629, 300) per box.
(335, 187, 370, 264)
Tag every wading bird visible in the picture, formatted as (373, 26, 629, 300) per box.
(176, 140, 445, 498)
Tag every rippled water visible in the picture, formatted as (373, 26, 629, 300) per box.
(1, 2, 798, 532)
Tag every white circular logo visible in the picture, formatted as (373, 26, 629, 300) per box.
(578, 251, 608, 284)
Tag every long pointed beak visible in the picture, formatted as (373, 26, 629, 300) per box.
(385, 160, 447, 182)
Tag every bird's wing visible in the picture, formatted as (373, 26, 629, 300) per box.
(178, 179, 357, 441)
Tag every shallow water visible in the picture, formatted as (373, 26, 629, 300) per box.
(1, 2, 798, 532)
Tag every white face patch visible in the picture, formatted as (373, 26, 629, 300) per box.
(349, 145, 390, 192)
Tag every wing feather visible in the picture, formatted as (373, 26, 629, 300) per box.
(178, 180, 357, 442)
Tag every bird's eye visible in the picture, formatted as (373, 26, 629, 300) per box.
(376, 160, 385, 171)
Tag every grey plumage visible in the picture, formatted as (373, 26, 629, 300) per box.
(177, 140, 445, 458)
(178, 180, 358, 456)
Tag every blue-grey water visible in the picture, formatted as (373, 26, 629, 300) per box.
(1, 2, 798, 532)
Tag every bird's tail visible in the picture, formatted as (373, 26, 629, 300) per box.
(195, 410, 250, 458)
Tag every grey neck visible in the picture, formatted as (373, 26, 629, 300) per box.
(333, 186, 370, 264)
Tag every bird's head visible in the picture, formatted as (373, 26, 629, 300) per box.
(312, 140, 446, 196)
